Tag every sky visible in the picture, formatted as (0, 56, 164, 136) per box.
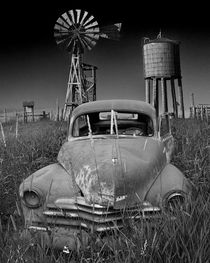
(0, 2, 210, 117)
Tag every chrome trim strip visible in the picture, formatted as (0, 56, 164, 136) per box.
(28, 226, 50, 232)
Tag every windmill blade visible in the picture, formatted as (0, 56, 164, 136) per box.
(54, 23, 69, 32)
(84, 21, 99, 30)
(57, 36, 74, 50)
(79, 37, 93, 50)
(61, 12, 72, 26)
(79, 10, 89, 26)
(84, 33, 100, 41)
(99, 23, 122, 40)
(83, 15, 95, 26)
(76, 9, 81, 23)
(68, 10, 76, 24)
(66, 38, 77, 52)
(83, 33, 100, 43)
(84, 27, 100, 33)
(83, 36, 97, 50)
(55, 18, 69, 30)
(54, 32, 72, 42)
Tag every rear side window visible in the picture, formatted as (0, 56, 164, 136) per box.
(72, 111, 154, 137)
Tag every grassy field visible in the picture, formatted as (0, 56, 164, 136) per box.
(0, 119, 209, 262)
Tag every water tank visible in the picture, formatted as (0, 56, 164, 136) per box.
(143, 37, 181, 79)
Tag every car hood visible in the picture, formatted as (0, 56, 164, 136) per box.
(57, 136, 166, 208)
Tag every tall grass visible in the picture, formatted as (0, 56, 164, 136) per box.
(0, 119, 209, 262)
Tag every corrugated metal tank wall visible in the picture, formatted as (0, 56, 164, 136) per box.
(143, 40, 181, 79)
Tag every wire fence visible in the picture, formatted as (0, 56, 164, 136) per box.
(0, 109, 61, 123)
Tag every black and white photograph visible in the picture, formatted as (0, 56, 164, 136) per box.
(0, 2, 209, 262)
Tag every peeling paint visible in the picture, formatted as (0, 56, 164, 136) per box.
(75, 165, 98, 202)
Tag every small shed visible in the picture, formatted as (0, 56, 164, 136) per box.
(23, 101, 34, 123)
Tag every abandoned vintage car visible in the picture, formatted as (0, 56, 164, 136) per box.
(19, 99, 191, 249)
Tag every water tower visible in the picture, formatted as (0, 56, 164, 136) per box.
(142, 33, 185, 118)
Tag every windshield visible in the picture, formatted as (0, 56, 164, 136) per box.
(72, 110, 154, 137)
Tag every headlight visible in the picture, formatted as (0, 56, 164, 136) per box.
(164, 192, 186, 214)
(22, 190, 42, 208)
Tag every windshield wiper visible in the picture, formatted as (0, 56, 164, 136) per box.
(110, 110, 119, 138)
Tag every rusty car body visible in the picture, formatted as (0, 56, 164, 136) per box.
(19, 99, 191, 250)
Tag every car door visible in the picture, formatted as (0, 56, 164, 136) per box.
(159, 114, 174, 163)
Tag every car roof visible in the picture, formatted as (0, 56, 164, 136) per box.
(71, 100, 156, 120)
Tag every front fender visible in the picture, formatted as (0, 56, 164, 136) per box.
(145, 163, 191, 207)
(19, 163, 80, 204)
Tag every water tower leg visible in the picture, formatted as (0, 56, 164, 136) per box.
(196, 107, 199, 119)
(201, 105, 204, 121)
(191, 93, 195, 107)
(4, 109, 7, 123)
(177, 78, 185, 118)
(206, 107, 209, 123)
(32, 106, 35, 122)
(170, 79, 178, 118)
(152, 78, 159, 117)
(145, 78, 150, 103)
(23, 106, 27, 123)
(161, 78, 169, 127)
(161, 78, 168, 114)
(189, 106, 192, 118)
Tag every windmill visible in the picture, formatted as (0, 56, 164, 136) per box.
(54, 9, 122, 119)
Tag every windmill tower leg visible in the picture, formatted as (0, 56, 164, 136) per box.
(93, 66, 97, 101)
(63, 54, 83, 120)
(82, 64, 97, 102)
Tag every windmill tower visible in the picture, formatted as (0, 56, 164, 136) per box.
(54, 9, 121, 119)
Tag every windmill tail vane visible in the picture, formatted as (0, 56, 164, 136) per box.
(99, 23, 122, 40)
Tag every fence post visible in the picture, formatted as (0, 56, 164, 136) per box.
(0, 122, 6, 147)
(4, 109, 7, 123)
(16, 113, 19, 139)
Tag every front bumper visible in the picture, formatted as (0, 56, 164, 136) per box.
(22, 197, 161, 250)
(21, 225, 90, 250)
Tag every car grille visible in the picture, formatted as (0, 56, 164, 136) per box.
(41, 197, 161, 232)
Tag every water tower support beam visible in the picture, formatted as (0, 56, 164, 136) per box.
(145, 78, 150, 103)
(152, 78, 159, 117)
(170, 79, 178, 118)
(177, 78, 185, 118)
(161, 78, 168, 114)
(191, 93, 196, 118)
(201, 105, 204, 120)
(206, 107, 209, 123)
